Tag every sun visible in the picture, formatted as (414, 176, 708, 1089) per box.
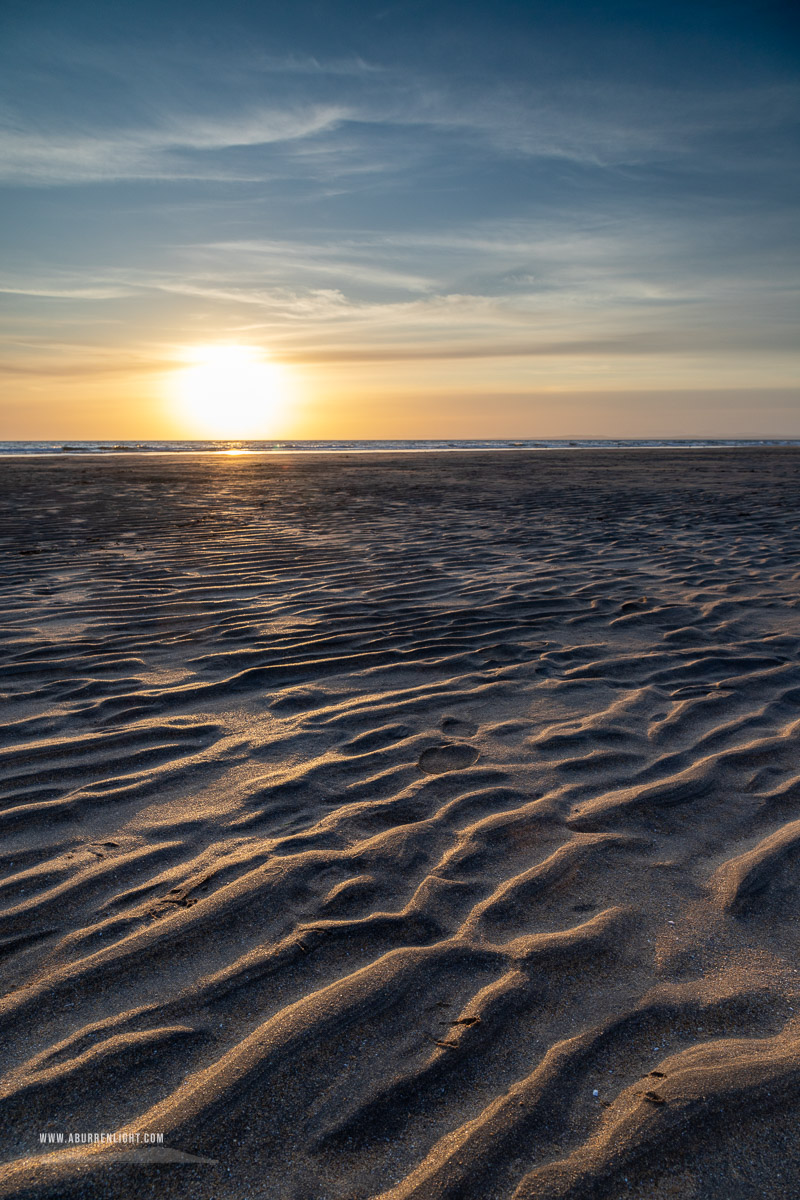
(171, 345, 288, 438)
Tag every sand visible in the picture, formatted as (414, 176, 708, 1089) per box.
(1, 448, 800, 1200)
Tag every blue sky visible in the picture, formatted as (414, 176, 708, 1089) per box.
(1, 0, 798, 437)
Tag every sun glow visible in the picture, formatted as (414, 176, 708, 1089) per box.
(171, 345, 290, 437)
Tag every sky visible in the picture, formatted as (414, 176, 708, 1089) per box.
(0, 0, 798, 439)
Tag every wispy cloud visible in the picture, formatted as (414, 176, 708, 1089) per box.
(2, 202, 797, 376)
(0, 282, 130, 299)
(2, 27, 797, 187)
(0, 105, 347, 184)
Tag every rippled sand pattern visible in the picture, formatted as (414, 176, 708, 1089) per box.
(2, 450, 800, 1199)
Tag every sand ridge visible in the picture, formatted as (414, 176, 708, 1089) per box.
(1, 449, 800, 1198)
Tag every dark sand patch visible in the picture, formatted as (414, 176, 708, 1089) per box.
(418, 743, 481, 774)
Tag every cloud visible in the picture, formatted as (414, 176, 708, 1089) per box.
(0, 283, 131, 299)
(182, 239, 434, 294)
(0, 105, 347, 184)
(410, 80, 800, 167)
(1, 27, 797, 188)
(252, 53, 385, 77)
(0, 359, 165, 377)
(4, 200, 796, 370)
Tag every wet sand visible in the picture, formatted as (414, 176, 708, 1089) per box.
(1, 448, 800, 1199)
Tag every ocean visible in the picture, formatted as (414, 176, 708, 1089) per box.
(1, 438, 798, 455)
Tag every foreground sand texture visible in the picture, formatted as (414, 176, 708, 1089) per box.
(2, 448, 800, 1199)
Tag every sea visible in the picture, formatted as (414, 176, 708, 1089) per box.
(1, 439, 798, 455)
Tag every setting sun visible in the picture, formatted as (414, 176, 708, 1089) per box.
(171, 345, 289, 438)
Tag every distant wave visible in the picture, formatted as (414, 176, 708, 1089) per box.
(1, 438, 799, 455)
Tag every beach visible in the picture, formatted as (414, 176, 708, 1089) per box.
(1, 447, 800, 1199)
